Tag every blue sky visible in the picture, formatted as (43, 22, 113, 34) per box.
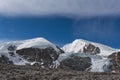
(73, 17, 120, 48)
(0, 0, 120, 48)
(0, 16, 120, 48)
(0, 16, 74, 46)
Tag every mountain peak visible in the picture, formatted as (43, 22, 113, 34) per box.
(63, 39, 88, 53)
(72, 39, 87, 44)
(26, 37, 49, 42)
(63, 39, 116, 56)
(73, 39, 89, 43)
(0, 37, 59, 52)
(17, 37, 52, 50)
(22, 37, 51, 44)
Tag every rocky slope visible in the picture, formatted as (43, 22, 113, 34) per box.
(0, 64, 120, 80)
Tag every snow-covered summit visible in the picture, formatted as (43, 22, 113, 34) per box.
(0, 37, 60, 52)
(0, 37, 63, 66)
(17, 37, 59, 51)
(62, 39, 87, 53)
(62, 39, 117, 56)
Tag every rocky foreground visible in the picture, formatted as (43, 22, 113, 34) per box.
(0, 64, 120, 80)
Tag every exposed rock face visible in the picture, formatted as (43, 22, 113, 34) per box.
(83, 44, 101, 55)
(8, 45, 17, 56)
(0, 45, 16, 64)
(60, 55, 92, 71)
(0, 55, 13, 64)
(7, 45, 17, 51)
(108, 52, 120, 72)
(16, 47, 64, 68)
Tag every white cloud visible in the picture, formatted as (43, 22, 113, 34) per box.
(0, 0, 120, 17)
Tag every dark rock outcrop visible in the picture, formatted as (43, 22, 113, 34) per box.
(108, 52, 120, 72)
(60, 55, 92, 71)
(16, 47, 64, 68)
(83, 44, 101, 55)
(9, 52, 15, 56)
(0, 55, 13, 64)
(8, 45, 17, 56)
(7, 45, 17, 51)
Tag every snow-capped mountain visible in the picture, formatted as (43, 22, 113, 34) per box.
(0, 38, 120, 72)
(0, 37, 64, 68)
(61, 39, 120, 72)
(62, 39, 117, 56)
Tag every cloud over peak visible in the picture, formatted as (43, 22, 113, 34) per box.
(0, 0, 120, 17)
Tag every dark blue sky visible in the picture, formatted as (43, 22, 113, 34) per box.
(0, 16, 74, 46)
(0, 16, 120, 48)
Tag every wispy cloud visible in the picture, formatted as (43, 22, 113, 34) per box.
(0, 0, 120, 17)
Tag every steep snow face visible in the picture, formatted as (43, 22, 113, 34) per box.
(62, 39, 117, 56)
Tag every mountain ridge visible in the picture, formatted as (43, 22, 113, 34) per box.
(0, 37, 120, 72)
